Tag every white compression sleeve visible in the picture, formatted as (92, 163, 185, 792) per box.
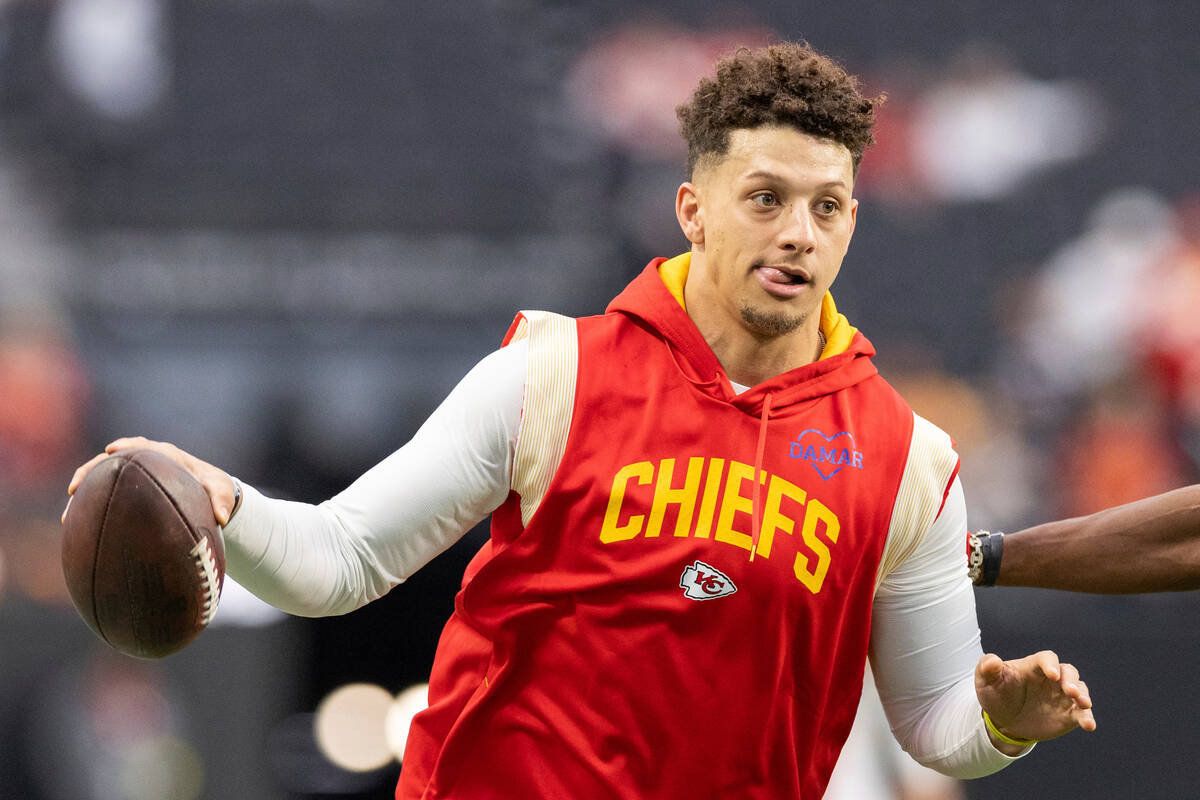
(220, 340, 526, 617)
(869, 477, 1028, 778)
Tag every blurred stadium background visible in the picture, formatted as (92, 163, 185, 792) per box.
(0, 0, 1197, 798)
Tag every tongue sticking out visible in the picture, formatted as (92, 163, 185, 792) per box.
(759, 267, 805, 285)
(755, 266, 812, 299)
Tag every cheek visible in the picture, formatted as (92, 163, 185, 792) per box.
(709, 222, 753, 265)
(824, 261, 843, 287)
(818, 248, 845, 291)
(705, 227, 729, 268)
(823, 227, 852, 260)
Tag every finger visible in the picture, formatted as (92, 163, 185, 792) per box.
(108, 437, 190, 470)
(1075, 705, 1097, 732)
(61, 494, 73, 524)
(199, 472, 237, 527)
(68, 452, 111, 494)
(1053, 662, 1093, 713)
(1034, 649, 1061, 681)
(1058, 662, 1080, 694)
(1065, 676, 1092, 709)
(105, 435, 154, 454)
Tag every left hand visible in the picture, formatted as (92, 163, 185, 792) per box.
(975, 650, 1095, 752)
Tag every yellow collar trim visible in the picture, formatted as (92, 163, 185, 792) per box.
(657, 252, 857, 360)
(659, 252, 692, 309)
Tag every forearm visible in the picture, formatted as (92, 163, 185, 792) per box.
(873, 480, 1026, 778)
(892, 676, 1027, 778)
(223, 483, 411, 617)
(999, 486, 1200, 593)
(224, 459, 503, 617)
(873, 581, 1026, 777)
(221, 343, 524, 616)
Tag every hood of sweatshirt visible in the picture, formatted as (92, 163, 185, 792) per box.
(605, 254, 880, 417)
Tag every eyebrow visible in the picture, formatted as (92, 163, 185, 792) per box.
(740, 170, 850, 191)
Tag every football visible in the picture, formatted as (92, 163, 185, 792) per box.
(61, 448, 225, 658)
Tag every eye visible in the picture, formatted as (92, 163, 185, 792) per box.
(751, 192, 778, 208)
(816, 199, 840, 215)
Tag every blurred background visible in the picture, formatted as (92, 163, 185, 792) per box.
(0, 0, 1196, 797)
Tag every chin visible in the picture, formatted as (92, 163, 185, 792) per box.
(739, 304, 806, 337)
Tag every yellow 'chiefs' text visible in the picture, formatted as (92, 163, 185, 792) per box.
(599, 457, 840, 593)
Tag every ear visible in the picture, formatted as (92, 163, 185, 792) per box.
(675, 182, 704, 245)
(848, 197, 858, 240)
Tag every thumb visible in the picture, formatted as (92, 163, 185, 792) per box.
(213, 500, 230, 527)
(975, 653, 1006, 689)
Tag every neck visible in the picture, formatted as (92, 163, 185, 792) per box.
(684, 291, 825, 387)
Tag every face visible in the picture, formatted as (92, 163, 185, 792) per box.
(677, 126, 858, 339)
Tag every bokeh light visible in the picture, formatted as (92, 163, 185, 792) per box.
(385, 682, 430, 762)
(313, 682, 395, 773)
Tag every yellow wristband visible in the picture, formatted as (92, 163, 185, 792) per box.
(983, 710, 1038, 747)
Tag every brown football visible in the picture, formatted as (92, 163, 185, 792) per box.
(61, 448, 225, 658)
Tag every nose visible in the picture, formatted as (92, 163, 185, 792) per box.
(778, 206, 817, 254)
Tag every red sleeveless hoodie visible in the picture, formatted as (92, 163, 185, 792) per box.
(396, 257, 955, 799)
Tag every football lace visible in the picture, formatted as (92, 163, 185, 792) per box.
(190, 536, 222, 626)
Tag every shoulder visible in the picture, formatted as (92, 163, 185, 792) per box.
(849, 371, 955, 475)
(503, 309, 578, 347)
(876, 411, 961, 588)
(905, 413, 958, 477)
(504, 310, 583, 525)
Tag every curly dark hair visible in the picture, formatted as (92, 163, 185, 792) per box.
(676, 42, 883, 178)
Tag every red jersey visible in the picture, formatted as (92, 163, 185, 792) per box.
(397, 256, 958, 799)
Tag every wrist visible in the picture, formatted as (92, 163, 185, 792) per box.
(224, 472, 243, 524)
(982, 709, 1037, 755)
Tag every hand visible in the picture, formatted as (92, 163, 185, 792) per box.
(65, 436, 239, 526)
(975, 650, 1095, 753)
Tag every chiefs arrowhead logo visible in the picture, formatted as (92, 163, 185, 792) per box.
(680, 560, 737, 601)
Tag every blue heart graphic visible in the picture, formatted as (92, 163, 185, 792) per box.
(789, 429, 862, 480)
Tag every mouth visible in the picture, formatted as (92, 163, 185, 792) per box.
(754, 265, 813, 293)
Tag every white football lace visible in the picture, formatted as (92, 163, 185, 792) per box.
(190, 537, 222, 625)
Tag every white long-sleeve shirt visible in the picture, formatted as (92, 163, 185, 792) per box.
(222, 339, 1025, 777)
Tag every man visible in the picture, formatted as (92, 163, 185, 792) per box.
(68, 43, 1093, 798)
(970, 485, 1200, 592)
